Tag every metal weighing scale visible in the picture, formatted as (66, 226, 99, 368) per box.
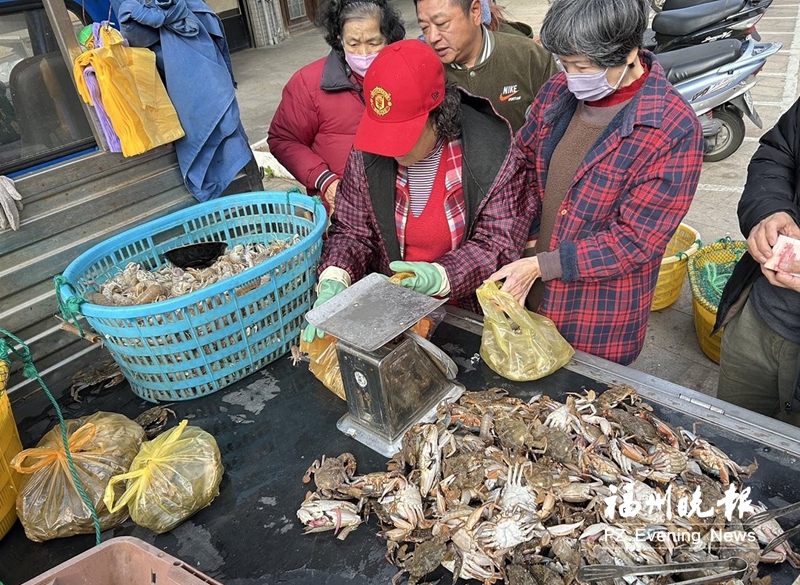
(305, 273, 465, 457)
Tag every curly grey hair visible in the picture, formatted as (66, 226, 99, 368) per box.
(318, 0, 405, 59)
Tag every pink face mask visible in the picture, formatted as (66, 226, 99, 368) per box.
(345, 51, 379, 77)
(565, 66, 626, 102)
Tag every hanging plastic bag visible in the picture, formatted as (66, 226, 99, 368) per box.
(103, 420, 223, 534)
(10, 411, 144, 542)
(300, 334, 346, 400)
(73, 26, 184, 157)
(476, 281, 574, 381)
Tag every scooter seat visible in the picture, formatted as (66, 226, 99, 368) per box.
(655, 39, 744, 85)
(653, 0, 746, 36)
(663, 0, 725, 10)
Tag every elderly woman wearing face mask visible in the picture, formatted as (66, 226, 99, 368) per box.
(267, 0, 404, 213)
(487, 0, 704, 366)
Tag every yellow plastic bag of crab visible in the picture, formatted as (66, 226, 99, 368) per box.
(10, 411, 145, 542)
(103, 420, 223, 534)
(476, 281, 574, 381)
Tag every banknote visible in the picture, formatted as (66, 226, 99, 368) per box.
(763, 234, 800, 276)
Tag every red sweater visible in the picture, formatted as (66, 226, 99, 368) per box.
(403, 160, 451, 262)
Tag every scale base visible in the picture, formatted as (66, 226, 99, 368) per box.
(336, 384, 465, 458)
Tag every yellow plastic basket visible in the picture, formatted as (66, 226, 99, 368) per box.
(687, 240, 748, 363)
(692, 298, 722, 363)
(651, 223, 701, 311)
(0, 358, 23, 540)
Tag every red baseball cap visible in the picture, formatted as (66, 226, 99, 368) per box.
(354, 40, 446, 158)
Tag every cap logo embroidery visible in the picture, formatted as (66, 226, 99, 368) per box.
(370, 86, 392, 116)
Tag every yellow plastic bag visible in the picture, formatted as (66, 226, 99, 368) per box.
(73, 26, 184, 157)
(476, 281, 574, 381)
(10, 411, 145, 542)
(103, 420, 223, 534)
(300, 334, 346, 400)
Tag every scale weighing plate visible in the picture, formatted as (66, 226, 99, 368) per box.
(305, 272, 446, 351)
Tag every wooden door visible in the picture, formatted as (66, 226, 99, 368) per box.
(279, 0, 319, 28)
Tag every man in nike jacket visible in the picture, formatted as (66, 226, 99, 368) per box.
(415, 0, 558, 131)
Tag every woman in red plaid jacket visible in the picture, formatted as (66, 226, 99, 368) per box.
(302, 40, 533, 342)
(489, 0, 704, 365)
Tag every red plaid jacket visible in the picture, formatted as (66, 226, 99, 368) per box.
(319, 93, 531, 313)
(516, 51, 703, 365)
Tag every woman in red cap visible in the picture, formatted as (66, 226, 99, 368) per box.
(302, 39, 531, 341)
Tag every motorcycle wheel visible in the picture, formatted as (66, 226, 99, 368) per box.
(704, 108, 746, 163)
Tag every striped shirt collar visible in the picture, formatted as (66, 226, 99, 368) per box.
(449, 26, 493, 70)
(416, 136, 446, 166)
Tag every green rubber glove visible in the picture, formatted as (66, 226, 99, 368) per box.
(302, 279, 346, 342)
(389, 261, 443, 296)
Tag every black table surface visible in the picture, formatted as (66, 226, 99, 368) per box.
(1, 323, 799, 584)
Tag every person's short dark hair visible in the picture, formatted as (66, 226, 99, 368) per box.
(430, 83, 462, 141)
(539, 0, 648, 68)
(412, 0, 474, 18)
(318, 0, 406, 59)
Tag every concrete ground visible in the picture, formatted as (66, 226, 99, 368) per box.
(229, 0, 800, 397)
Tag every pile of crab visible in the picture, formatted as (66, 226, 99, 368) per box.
(297, 385, 800, 585)
(87, 237, 299, 306)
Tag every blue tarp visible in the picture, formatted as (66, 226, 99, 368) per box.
(112, 0, 252, 201)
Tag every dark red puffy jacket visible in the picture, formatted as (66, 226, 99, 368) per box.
(267, 52, 364, 211)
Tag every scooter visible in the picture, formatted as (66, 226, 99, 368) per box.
(652, 0, 693, 11)
(655, 38, 782, 161)
(653, 0, 755, 12)
(644, 0, 772, 53)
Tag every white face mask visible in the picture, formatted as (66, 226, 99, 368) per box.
(564, 65, 627, 102)
(345, 51, 379, 77)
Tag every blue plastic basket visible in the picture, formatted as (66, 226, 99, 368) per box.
(59, 192, 326, 403)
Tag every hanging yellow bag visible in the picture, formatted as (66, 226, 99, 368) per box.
(300, 334, 346, 400)
(73, 26, 184, 157)
(476, 281, 574, 381)
(10, 411, 145, 542)
(103, 420, 223, 534)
